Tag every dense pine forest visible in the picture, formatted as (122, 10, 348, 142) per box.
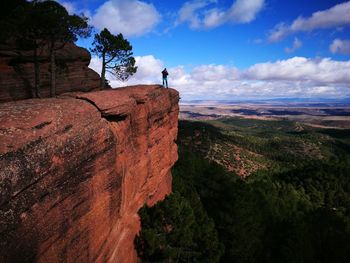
(135, 118, 350, 263)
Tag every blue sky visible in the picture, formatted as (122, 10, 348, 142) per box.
(58, 0, 350, 100)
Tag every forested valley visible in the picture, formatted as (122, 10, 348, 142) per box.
(136, 118, 350, 263)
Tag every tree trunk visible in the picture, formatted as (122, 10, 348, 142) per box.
(50, 48, 56, 97)
(34, 47, 41, 98)
(100, 52, 106, 89)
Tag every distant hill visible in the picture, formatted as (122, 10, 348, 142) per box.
(181, 97, 350, 106)
(177, 118, 350, 177)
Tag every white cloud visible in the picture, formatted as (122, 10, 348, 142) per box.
(269, 1, 350, 42)
(56, 1, 91, 17)
(330, 38, 350, 55)
(88, 56, 103, 76)
(175, 0, 217, 29)
(176, 0, 264, 29)
(191, 64, 240, 81)
(284, 38, 302, 53)
(91, 0, 161, 37)
(89, 55, 164, 87)
(245, 57, 350, 85)
(202, 8, 226, 28)
(175, 58, 350, 99)
(226, 0, 265, 24)
(89, 55, 350, 100)
(268, 23, 288, 43)
(57, 1, 76, 14)
(132, 55, 164, 80)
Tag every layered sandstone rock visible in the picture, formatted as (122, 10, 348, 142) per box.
(0, 85, 179, 262)
(0, 42, 101, 102)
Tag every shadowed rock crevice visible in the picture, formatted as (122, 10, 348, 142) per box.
(103, 114, 128, 122)
(33, 121, 52, 130)
(76, 96, 128, 123)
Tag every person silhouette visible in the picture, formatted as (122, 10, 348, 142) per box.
(162, 68, 169, 88)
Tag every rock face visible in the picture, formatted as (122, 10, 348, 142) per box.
(0, 85, 179, 262)
(0, 42, 101, 102)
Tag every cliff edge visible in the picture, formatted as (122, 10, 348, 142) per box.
(0, 85, 179, 262)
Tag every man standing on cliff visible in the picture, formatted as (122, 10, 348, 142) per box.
(162, 68, 169, 88)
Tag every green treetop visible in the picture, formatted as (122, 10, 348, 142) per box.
(91, 28, 137, 88)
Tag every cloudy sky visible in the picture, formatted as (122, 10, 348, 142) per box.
(58, 0, 350, 100)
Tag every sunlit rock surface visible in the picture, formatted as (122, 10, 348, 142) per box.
(0, 85, 179, 262)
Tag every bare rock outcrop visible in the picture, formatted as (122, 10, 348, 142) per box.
(0, 42, 101, 102)
(0, 85, 179, 262)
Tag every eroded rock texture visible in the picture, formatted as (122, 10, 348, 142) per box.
(0, 85, 179, 263)
(0, 42, 101, 102)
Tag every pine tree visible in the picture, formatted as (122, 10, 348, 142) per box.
(91, 28, 137, 88)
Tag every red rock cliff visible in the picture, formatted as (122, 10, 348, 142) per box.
(0, 42, 101, 102)
(0, 85, 179, 262)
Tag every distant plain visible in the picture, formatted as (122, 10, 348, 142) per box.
(180, 101, 350, 129)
